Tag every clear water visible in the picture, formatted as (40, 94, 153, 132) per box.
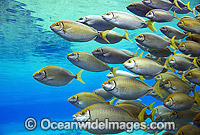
(0, 0, 200, 135)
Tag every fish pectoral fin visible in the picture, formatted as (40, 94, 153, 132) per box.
(102, 52, 111, 57)
(47, 76, 55, 80)
(63, 28, 73, 34)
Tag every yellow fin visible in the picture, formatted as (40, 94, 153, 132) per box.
(139, 51, 143, 57)
(186, 1, 192, 11)
(124, 29, 130, 35)
(108, 98, 116, 105)
(124, 32, 132, 42)
(154, 80, 164, 98)
(192, 7, 196, 15)
(173, 11, 180, 20)
(138, 107, 147, 122)
(173, 0, 182, 10)
(170, 36, 178, 49)
(110, 67, 120, 77)
(75, 69, 85, 84)
(148, 102, 155, 112)
(181, 72, 187, 82)
(195, 89, 200, 106)
(139, 75, 145, 83)
(193, 57, 200, 68)
(133, 51, 138, 57)
(146, 20, 157, 33)
(151, 108, 156, 121)
(100, 30, 110, 43)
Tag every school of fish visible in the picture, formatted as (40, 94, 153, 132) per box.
(33, 0, 200, 134)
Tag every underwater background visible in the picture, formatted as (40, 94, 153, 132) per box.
(0, 0, 200, 135)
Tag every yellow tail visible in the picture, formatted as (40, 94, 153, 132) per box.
(173, 0, 182, 10)
(75, 69, 85, 84)
(138, 107, 147, 122)
(110, 67, 120, 77)
(124, 33, 132, 42)
(100, 30, 110, 43)
(146, 20, 157, 33)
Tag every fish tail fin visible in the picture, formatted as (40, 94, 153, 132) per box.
(172, 50, 177, 55)
(151, 108, 156, 121)
(192, 7, 196, 15)
(173, 0, 182, 10)
(153, 80, 164, 98)
(124, 29, 130, 35)
(110, 67, 120, 77)
(147, 102, 155, 112)
(133, 51, 138, 57)
(193, 57, 200, 68)
(123, 33, 132, 42)
(173, 11, 180, 20)
(75, 69, 85, 84)
(139, 75, 145, 83)
(108, 98, 117, 105)
(100, 30, 110, 43)
(181, 72, 187, 82)
(170, 36, 178, 49)
(139, 51, 143, 57)
(195, 89, 200, 106)
(186, 1, 193, 11)
(138, 107, 147, 122)
(146, 20, 157, 33)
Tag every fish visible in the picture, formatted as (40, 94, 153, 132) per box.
(160, 26, 186, 39)
(165, 122, 189, 134)
(106, 70, 140, 79)
(193, 112, 200, 127)
(195, 4, 200, 13)
(73, 103, 138, 134)
(175, 124, 200, 135)
(126, 2, 153, 17)
(169, 108, 199, 123)
(152, 105, 172, 117)
(170, 0, 192, 14)
(115, 100, 146, 109)
(102, 11, 156, 32)
(160, 77, 192, 94)
(145, 9, 175, 22)
(102, 76, 155, 100)
(115, 103, 149, 121)
(67, 51, 119, 75)
(147, 48, 173, 57)
(94, 30, 132, 44)
(185, 68, 200, 85)
(168, 55, 193, 71)
(50, 20, 109, 42)
(155, 112, 172, 122)
(154, 72, 180, 82)
(142, 0, 181, 11)
(33, 66, 84, 86)
(92, 46, 133, 64)
(163, 92, 195, 111)
(68, 92, 106, 109)
(149, 80, 171, 102)
(178, 41, 200, 57)
(76, 15, 115, 31)
(177, 17, 200, 34)
(135, 33, 175, 50)
(123, 57, 168, 77)
(92, 88, 113, 100)
(186, 34, 200, 43)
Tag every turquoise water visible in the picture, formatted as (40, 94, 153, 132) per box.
(0, 0, 200, 135)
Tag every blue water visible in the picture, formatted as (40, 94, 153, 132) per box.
(0, 0, 200, 135)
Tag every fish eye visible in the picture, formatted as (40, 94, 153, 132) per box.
(107, 81, 111, 84)
(81, 112, 85, 115)
(79, 17, 83, 20)
(38, 72, 41, 75)
(106, 12, 111, 15)
(128, 60, 131, 63)
(55, 23, 59, 26)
